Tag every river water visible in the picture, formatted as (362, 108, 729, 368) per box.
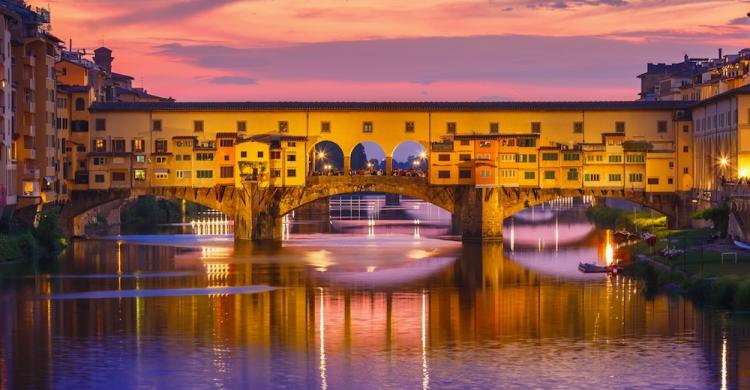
(1, 196, 750, 389)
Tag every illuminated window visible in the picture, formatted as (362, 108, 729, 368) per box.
(132, 138, 145, 152)
(134, 169, 146, 181)
(136, 155, 145, 163)
(94, 139, 106, 152)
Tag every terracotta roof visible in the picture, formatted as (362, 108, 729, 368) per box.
(90, 100, 697, 113)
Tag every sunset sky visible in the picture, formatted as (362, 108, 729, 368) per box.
(42, 0, 749, 102)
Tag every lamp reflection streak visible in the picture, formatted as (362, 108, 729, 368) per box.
(319, 287, 328, 390)
(421, 291, 430, 390)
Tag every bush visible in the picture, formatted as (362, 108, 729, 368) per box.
(0, 235, 22, 261)
(33, 210, 64, 254)
(734, 279, 750, 311)
(692, 205, 729, 237)
(15, 233, 40, 259)
(711, 277, 740, 308)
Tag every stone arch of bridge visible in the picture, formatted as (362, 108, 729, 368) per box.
(499, 188, 680, 224)
(274, 177, 456, 218)
(391, 141, 428, 172)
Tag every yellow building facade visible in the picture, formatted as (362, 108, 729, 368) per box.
(84, 101, 695, 195)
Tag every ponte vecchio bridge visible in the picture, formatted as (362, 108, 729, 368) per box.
(58, 101, 697, 241)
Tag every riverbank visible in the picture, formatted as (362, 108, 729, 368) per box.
(0, 210, 66, 274)
(620, 227, 750, 310)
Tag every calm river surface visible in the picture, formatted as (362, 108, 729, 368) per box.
(2, 196, 750, 389)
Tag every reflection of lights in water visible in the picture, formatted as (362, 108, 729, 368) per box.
(307, 250, 334, 272)
(413, 219, 421, 239)
(190, 213, 234, 236)
(721, 331, 728, 390)
(282, 214, 291, 241)
(421, 291, 430, 390)
(201, 247, 232, 259)
(117, 240, 123, 291)
(605, 230, 614, 266)
(407, 249, 437, 260)
(368, 217, 375, 237)
(319, 288, 328, 390)
(554, 214, 559, 253)
(204, 263, 231, 290)
(367, 266, 376, 273)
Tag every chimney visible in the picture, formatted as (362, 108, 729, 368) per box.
(719, 48, 723, 60)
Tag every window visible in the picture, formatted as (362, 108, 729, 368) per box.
(176, 170, 192, 179)
(220, 139, 234, 147)
(479, 141, 491, 148)
(153, 120, 162, 132)
(279, 121, 289, 132)
(321, 121, 331, 133)
(542, 153, 558, 161)
(459, 154, 472, 161)
(111, 172, 126, 182)
(615, 121, 625, 133)
(92, 157, 106, 165)
(438, 154, 450, 162)
(584, 173, 600, 182)
(682, 125, 689, 133)
(480, 169, 492, 178)
(182, 154, 191, 161)
(136, 155, 145, 163)
(77, 145, 86, 153)
(134, 169, 146, 181)
(196, 170, 213, 179)
(567, 169, 578, 181)
(155, 156, 168, 163)
(544, 171, 555, 180)
(287, 169, 297, 177)
(95, 118, 106, 131)
(220, 166, 234, 178)
(668, 178, 674, 185)
(460, 140, 470, 146)
(405, 121, 415, 133)
(132, 138, 145, 153)
(194, 120, 204, 132)
(270, 150, 281, 159)
(669, 161, 674, 168)
(531, 122, 541, 133)
(257, 151, 264, 158)
(287, 154, 297, 162)
(270, 169, 281, 178)
(94, 139, 106, 152)
(524, 171, 535, 180)
(240, 151, 247, 158)
(573, 122, 583, 133)
(518, 138, 536, 148)
(626, 154, 644, 163)
(75, 98, 85, 111)
(196, 153, 214, 161)
(112, 139, 125, 153)
(237, 121, 247, 132)
(71, 120, 88, 132)
(657, 121, 668, 133)
(628, 173, 643, 182)
(563, 152, 580, 161)
(608, 155, 622, 163)
(176, 155, 182, 161)
(500, 169, 516, 178)
(438, 170, 450, 179)
(683, 146, 689, 153)
(362, 121, 373, 133)
(609, 174, 622, 182)
(459, 169, 471, 179)
(94, 174, 105, 183)
(156, 172, 168, 180)
(489, 122, 499, 134)
(684, 167, 690, 174)
(647, 177, 659, 185)
(446, 122, 456, 134)
(476, 153, 491, 160)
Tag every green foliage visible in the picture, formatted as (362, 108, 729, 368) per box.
(734, 279, 750, 311)
(32, 210, 64, 254)
(15, 233, 40, 259)
(622, 140, 654, 152)
(692, 204, 729, 237)
(0, 235, 22, 261)
(586, 205, 666, 231)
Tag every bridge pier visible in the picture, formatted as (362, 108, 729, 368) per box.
(452, 187, 504, 242)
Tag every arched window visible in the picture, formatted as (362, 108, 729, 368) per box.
(75, 98, 85, 111)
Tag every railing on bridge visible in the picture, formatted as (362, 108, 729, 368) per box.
(305, 175, 428, 186)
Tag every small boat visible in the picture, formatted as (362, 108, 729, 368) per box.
(578, 262, 611, 273)
(734, 240, 750, 250)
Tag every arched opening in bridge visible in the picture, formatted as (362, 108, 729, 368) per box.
(392, 141, 427, 176)
(309, 141, 345, 176)
(350, 141, 386, 175)
(116, 196, 232, 236)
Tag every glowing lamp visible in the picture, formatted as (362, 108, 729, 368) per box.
(720, 157, 729, 167)
(741, 169, 748, 178)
